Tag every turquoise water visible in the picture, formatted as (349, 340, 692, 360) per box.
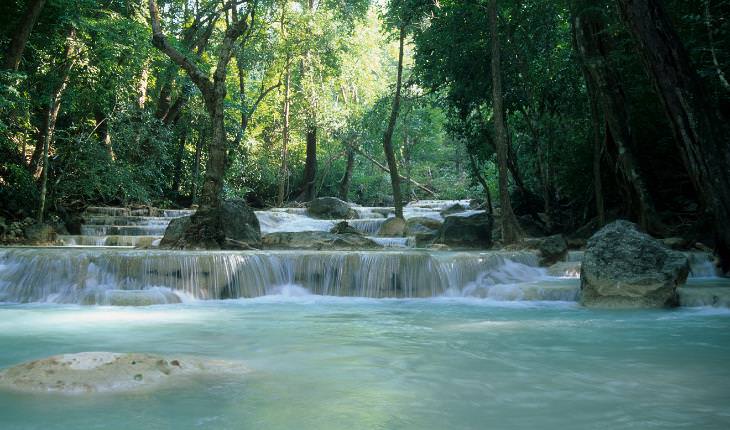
(1, 296, 729, 429)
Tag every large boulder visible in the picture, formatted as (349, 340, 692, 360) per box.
(23, 223, 57, 245)
(538, 234, 568, 266)
(262, 231, 380, 250)
(307, 197, 357, 219)
(435, 212, 493, 248)
(580, 220, 690, 308)
(0, 352, 247, 394)
(378, 217, 406, 237)
(160, 200, 260, 250)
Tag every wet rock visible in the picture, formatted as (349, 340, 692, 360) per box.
(23, 223, 57, 245)
(262, 231, 380, 250)
(378, 217, 406, 237)
(406, 217, 442, 234)
(547, 261, 581, 278)
(435, 212, 493, 248)
(330, 221, 361, 235)
(580, 220, 690, 308)
(307, 197, 357, 220)
(160, 200, 261, 250)
(83, 289, 182, 306)
(678, 284, 730, 308)
(661, 237, 691, 250)
(0, 352, 247, 394)
(440, 203, 467, 216)
(538, 234, 568, 266)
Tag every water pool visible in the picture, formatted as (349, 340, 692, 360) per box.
(1, 297, 729, 430)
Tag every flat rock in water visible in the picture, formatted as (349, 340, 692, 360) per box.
(262, 231, 380, 250)
(0, 352, 248, 395)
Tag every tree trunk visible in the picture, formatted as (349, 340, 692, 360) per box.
(382, 25, 406, 219)
(149, 0, 249, 211)
(191, 127, 204, 204)
(277, 54, 291, 206)
(348, 144, 435, 197)
(589, 85, 606, 227)
(38, 28, 75, 222)
(574, 7, 658, 231)
(489, 0, 521, 244)
(94, 109, 113, 158)
(616, 0, 730, 270)
(138, 61, 150, 109)
(171, 130, 187, 194)
(339, 148, 355, 201)
(3, 0, 47, 71)
(297, 125, 318, 201)
(468, 153, 493, 215)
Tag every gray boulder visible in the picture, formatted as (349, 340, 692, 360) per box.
(539, 234, 568, 266)
(307, 197, 357, 219)
(580, 220, 690, 308)
(378, 217, 406, 237)
(406, 217, 442, 234)
(435, 212, 493, 248)
(262, 231, 380, 250)
(160, 200, 261, 250)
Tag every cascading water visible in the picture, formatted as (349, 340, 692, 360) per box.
(0, 248, 574, 303)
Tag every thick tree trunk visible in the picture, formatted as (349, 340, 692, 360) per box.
(338, 148, 355, 201)
(3, 0, 47, 70)
(489, 0, 521, 244)
(382, 25, 406, 219)
(616, 0, 730, 270)
(574, 8, 658, 231)
(38, 28, 75, 222)
(589, 87, 606, 227)
(149, 0, 248, 211)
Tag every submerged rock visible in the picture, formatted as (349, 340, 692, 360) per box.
(262, 231, 380, 250)
(160, 200, 260, 250)
(0, 352, 247, 395)
(307, 197, 357, 219)
(538, 234, 568, 266)
(435, 212, 493, 248)
(580, 220, 690, 308)
(378, 217, 406, 237)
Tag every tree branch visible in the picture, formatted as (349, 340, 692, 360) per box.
(148, 0, 212, 98)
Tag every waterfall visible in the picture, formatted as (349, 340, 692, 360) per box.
(0, 248, 562, 303)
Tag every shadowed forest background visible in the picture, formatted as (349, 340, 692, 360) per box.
(1, 0, 728, 256)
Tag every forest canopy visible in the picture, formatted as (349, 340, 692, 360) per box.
(1, 0, 729, 259)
